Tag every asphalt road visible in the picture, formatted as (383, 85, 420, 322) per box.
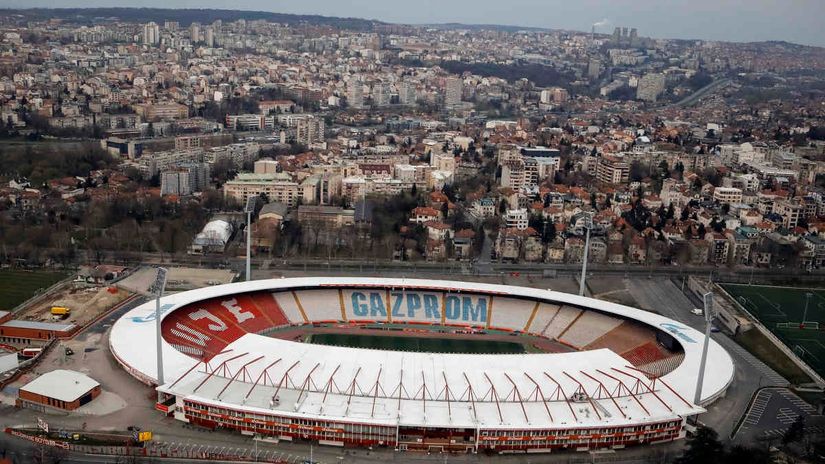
(671, 78, 733, 107)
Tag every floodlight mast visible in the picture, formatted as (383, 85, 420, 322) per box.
(245, 197, 257, 282)
(153, 267, 168, 395)
(694, 292, 714, 406)
(803, 292, 812, 325)
(578, 213, 594, 296)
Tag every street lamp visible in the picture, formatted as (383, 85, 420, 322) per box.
(578, 212, 594, 296)
(150, 267, 168, 396)
(803, 292, 813, 325)
(694, 292, 714, 407)
(245, 196, 257, 282)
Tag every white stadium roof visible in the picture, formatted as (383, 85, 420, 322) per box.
(110, 277, 735, 431)
(21, 369, 99, 402)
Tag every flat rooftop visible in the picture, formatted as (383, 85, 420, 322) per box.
(1, 319, 76, 332)
(20, 369, 99, 402)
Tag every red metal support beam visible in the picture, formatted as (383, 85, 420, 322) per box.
(370, 366, 383, 418)
(245, 358, 282, 400)
(503, 373, 529, 423)
(543, 372, 577, 421)
(523, 373, 553, 422)
(193, 352, 248, 393)
(562, 371, 601, 420)
(321, 364, 342, 404)
(216, 355, 264, 400)
(421, 371, 427, 416)
(580, 371, 625, 419)
(611, 367, 673, 412)
(596, 369, 650, 416)
(442, 372, 452, 419)
(169, 359, 204, 389)
(345, 366, 363, 416)
(483, 372, 504, 423)
(628, 366, 693, 408)
(462, 372, 478, 421)
(202, 348, 233, 376)
(396, 369, 405, 415)
(294, 363, 321, 406)
(272, 360, 300, 402)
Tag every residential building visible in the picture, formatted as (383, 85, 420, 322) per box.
(505, 209, 529, 230)
(596, 156, 630, 184)
(636, 73, 665, 102)
(297, 205, 355, 227)
(142, 22, 160, 45)
(223, 173, 299, 207)
(713, 187, 743, 204)
(445, 77, 462, 107)
(160, 163, 209, 196)
(295, 116, 325, 145)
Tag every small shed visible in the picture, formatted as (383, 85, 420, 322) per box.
(18, 369, 101, 411)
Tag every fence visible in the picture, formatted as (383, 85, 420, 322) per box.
(685, 276, 747, 334)
(0, 338, 57, 391)
(6, 275, 76, 316)
(5, 428, 298, 463)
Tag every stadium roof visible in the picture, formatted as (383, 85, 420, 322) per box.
(111, 277, 735, 430)
(159, 336, 699, 429)
(1, 320, 76, 331)
(20, 369, 99, 402)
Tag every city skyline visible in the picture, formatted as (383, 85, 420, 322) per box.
(0, 0, 824, 47)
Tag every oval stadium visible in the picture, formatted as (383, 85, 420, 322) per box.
(109, 277, 734, 454)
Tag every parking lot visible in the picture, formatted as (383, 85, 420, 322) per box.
(734, 387, 824, 443)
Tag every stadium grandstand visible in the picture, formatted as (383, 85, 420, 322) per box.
(111, 278, 734, 454)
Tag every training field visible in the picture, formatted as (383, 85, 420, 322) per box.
(306, 333, 528, 354)
(0, 269, 67, 311)
(722, 283, 825, 379)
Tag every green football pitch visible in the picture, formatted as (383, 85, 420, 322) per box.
(721, 283, 825, 379)
(306, 333, 527, 354)
(0, 269, 67, 311)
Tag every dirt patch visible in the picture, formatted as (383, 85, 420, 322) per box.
(15, 284, 132, 328)
(118, 266, 236, 294)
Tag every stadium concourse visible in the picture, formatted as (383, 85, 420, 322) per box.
(109, 278, 734, 454)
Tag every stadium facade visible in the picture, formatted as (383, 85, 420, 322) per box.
(110, 278, 734, 454)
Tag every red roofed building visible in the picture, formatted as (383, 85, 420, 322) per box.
(411, 206, 441, 224)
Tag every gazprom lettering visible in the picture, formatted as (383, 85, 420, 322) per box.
(659, 323, 697, 344)
(351, 292, 486, 323)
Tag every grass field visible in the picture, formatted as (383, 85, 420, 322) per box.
(0, 269, 68, 311)
(306, 333, 527, 354)
(722, 283, 825, 382)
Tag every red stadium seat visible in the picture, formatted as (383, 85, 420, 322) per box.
(247, 292, 290, 327)
(620, 341, 669, 367)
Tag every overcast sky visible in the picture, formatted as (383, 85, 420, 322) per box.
(2, 0, 824, 47)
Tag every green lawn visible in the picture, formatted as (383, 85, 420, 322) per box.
(723, 283, 825, 383)
(306, 333, 527, 354)
(0, 269, 68, 311)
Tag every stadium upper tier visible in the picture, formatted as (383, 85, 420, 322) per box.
(110, 277, 734, 449)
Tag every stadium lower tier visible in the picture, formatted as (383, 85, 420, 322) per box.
(158, 285, 683, 373)
(181, 398, 684, 452)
